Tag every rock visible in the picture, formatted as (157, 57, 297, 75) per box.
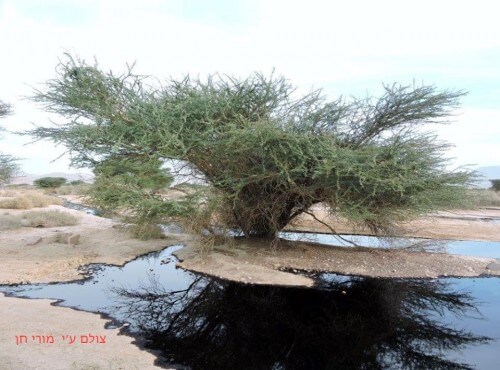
(486, 262, 500, 271)
(25, 236, 42, 246)
(67, 234, 81, 246)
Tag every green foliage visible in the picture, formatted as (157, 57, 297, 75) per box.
(87, 155, 181, 225)
(490, 179, 500, 192)
(34, 176, 67, 188)
(26, 54, 474, 237)
(69, 180, 85, 185)
(0, 154, 19, 185)
(93, 155, 172, 190)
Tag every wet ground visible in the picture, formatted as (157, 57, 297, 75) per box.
(1, 243, 500, 369)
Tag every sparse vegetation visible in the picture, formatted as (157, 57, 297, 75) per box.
(0, 208, 79, 229)
(128, 222, 165, 240)
(0, 213, 23, 230)
(21, 210, 79, 227)
(53, 182, 91, 195)
(468, 189, 500, 207)
(0, 100, 20, 185)
(0, 191, 63, 209)
(69, 180, 86, 185)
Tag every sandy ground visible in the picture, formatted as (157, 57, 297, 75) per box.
(0, 203, 187, 369)
(0, 204, 188, 284)
(286, 204, 500, 241)
(0, 295, 169, 370)
(0, 192, 499, 369)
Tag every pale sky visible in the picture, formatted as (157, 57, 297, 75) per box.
(0, 0, 499, 174)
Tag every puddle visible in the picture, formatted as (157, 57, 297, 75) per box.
(280, 231, 500, 259)
(1, 245, 500, 369)
(63, 200, 101, 216)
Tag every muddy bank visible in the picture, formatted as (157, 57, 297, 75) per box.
(174, 237, 500, 287)
(174, 206, 500, 286)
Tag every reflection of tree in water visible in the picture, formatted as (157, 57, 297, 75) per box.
(112, 276, 489, 370)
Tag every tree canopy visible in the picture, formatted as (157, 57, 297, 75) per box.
(0, 100, 20, 186)
(34, 176, 67, 188)
(26, 55, 473, 238)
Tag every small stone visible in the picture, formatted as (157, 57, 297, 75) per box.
(68, 234, 80, 246)
(26, 236, 42, 246)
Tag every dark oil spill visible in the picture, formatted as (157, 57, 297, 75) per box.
(1, 245, 500, 369)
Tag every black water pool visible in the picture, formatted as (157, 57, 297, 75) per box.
(1, 244, 500, 370)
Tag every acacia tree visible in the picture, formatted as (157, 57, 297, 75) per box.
(0, 100, 19, 185)
(26, 55, 473, 238)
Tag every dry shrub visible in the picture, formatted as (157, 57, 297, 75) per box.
(0, 196, 33, 209)
(21, 210, 79, 228)
(0, 191, 62, 209)
(53, 183, 91, 195)
(25, 191, 63, 207)
(467, 189, 500, 208)
(128, 223, 165, 240)
(0, 213, 22, 230)
(0, 189, 17, 197)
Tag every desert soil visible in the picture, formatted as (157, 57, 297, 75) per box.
(0, 192, 499, 369)
(0, 202, 187, 369)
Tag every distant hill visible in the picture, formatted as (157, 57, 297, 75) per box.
(9, 172, 94, 185)
(474, 166, 500, 189)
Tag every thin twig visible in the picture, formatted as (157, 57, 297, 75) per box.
(302, 210, 360, 247)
